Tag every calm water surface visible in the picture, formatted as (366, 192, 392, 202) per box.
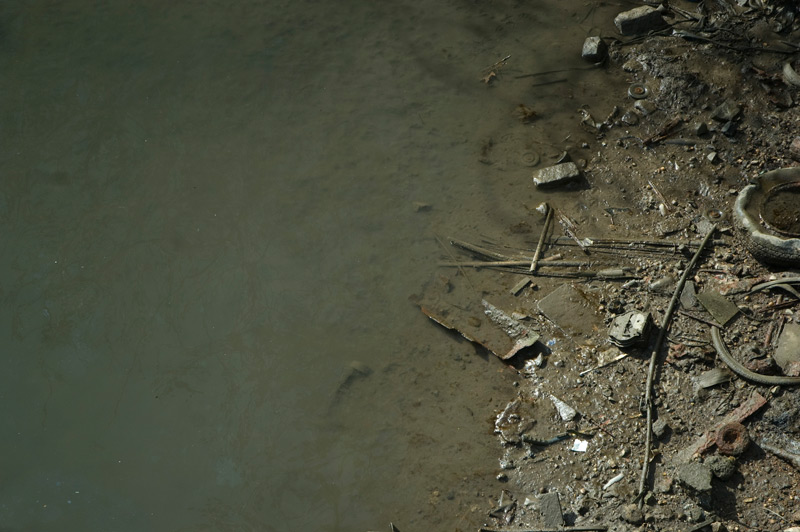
(0, 1, 622, 530)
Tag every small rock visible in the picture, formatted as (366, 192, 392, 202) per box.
(721, 120, 738, 137)
(497, 472, 508, 481)
(550, 395, 578, 421)
(711, 523, 728, 532)
(654, 475, 673, 494)
(582, 36, 608, 63)
(620, 503, 644, 525)
(652, 418, 669, 439)
(634, 99, 657, 115)
(685, 505, 705, 523)
(614, 6, 668, 36)
(707, 152, 719, 164)
(678, 462, 713, 492)
(532, 162, 581, 187)
(707, 454, 737, 480)
(694, 121, 709, 136)
(790, 137, 800, 161)
(621, 110, 639, 126)
(712, 100, 741, 122)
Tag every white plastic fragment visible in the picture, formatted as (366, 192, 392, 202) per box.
(603, 473, 624, 490)
(550, 395, 577, 421)
(571, 439, 588, 452)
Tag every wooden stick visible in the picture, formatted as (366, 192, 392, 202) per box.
(530, 203, 553, 271)
(637, 224, 716, 507)
(439, 260, 594, 268)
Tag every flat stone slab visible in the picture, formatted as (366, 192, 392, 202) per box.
(539, 492, 565, 528)
(614, 6, 667, 36)
(532, 162, 581, 187)
(678, 461, 712, 492)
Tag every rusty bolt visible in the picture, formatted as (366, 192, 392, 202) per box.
(716, 422, 749, 456)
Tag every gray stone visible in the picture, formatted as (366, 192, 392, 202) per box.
(707, 152, 720, 164)
(678, 462, 713, 492)
(707, 454, 737, 480)
(712, 100, 741, 121)
(614, 6, 668, 36)
(774, 323, 800, 376)
(652, 418, 669, 439)
(654, 475, 673, 494)
(721, 120, 738, 137)
(680, 280, 698, 308)
(695, 121, 709, 136)
(790, 137, 800, 161)
(621, 110, 639, 126)
(620, 503, 644, 525)
(634, 99, 657, 116)
(582, 36, 608, 63)
(540, 492, 564, 528)
(532, 162, 581, 187)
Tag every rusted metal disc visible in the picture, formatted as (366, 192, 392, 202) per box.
(716, 422, 749, 456)
(628, 83, 649, 100)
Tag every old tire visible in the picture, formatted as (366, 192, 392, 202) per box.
(733, 168, 800, 267)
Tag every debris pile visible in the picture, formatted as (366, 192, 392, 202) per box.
(413, 1, 800, 530)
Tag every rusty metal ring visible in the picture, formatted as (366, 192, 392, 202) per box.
(716, 422, 749, 456)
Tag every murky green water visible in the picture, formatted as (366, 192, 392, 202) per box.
(0, 1, 622, 530)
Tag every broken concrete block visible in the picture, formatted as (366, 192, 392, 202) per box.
(678, 462, 712, 492)
(614, 6, 667, 36)
(581, 36, 607, 63)
(774, 323, 800, 376)
(540, 492, 565, 528)
(532, 162, 581, 187)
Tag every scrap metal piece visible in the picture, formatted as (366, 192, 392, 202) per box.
(673, 392, 767, 463)
(608, 310, 652, 347)
(696, 290, 739, 326)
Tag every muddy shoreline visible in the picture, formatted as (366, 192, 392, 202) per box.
(419, 2, 800, 531)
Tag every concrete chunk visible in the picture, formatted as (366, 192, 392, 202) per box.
(540, 492, 564, 528)
(581, 36, 607, 63)
(532, 162, 581, 187)
(678, 461, 712, 492)
(614, 6, 667, 36)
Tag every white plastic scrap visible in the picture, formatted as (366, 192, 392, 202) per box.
(603, 473, 624, 490)
(571, 439, 588, 452)
(550, 395, 577, 422)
